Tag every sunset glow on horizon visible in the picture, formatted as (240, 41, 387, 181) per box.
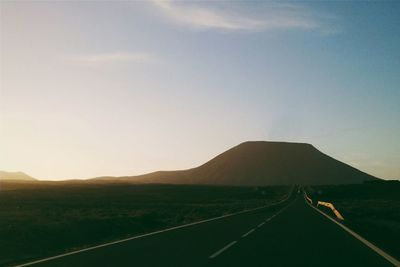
(1, 1, 399, 180)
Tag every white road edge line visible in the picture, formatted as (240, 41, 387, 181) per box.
(209, 241, 237, 259)
(241, 196, 297, 238)
(209, 193, 299, 260)
(304, 196, 400, 267)
(242, 228, 256, 238)
(14, 192, 294, 267)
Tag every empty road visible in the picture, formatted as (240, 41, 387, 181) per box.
(17, 191, 397, 267)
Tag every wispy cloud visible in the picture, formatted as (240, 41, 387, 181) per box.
(152, 1, 335, 33)
(66, 52, 159, 66)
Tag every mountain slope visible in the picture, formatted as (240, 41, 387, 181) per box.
(0, 171, 37, 181)
(94, 141, 378, 185)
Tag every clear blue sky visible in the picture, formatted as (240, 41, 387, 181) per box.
(1, 1, 399, 180)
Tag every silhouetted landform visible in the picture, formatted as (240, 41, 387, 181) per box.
(93, 141, 378, 185)
(0, 171, 36, 181)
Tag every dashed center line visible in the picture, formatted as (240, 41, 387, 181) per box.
(242, 228, 256, 238)
(209, 241, 237, 259)
(209, 196, 297, 260)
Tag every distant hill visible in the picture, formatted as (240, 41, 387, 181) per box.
(93, 141, 379, 185)
(0, 171, 37, 181)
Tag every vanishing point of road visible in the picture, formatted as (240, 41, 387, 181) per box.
(17, 190, 398, 267)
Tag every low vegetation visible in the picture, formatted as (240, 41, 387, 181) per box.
(0, 182, 290, 266)
(307, 180, 400, 260)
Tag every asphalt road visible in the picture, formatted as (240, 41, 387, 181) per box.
(19, 191, 396, 267)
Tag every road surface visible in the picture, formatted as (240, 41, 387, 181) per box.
(18, 191, 396, 267)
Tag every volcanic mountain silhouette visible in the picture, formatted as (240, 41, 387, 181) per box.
(0, 171, 37, 181)
(95, 141, 378, 185)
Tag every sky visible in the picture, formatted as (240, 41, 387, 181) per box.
(0, 1, 399, 180)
